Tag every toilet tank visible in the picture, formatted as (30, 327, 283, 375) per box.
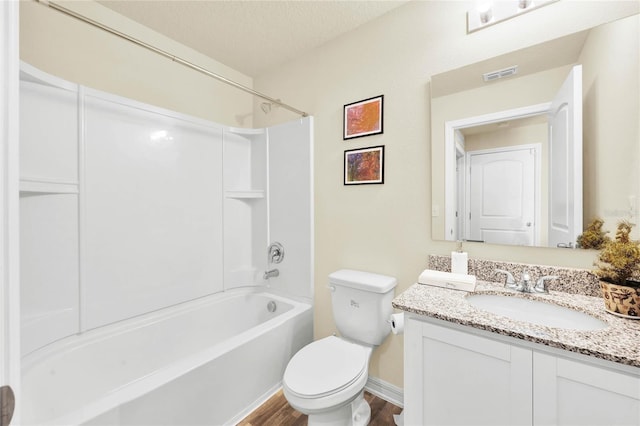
(328, 269, 397, 346)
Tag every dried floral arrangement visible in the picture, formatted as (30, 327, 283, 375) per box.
(594, 220, 640, 287)
(576, 217, 610, 250)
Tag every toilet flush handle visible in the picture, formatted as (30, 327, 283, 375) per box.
(327, 285, 336, 292)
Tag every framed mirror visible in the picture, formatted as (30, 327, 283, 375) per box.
(431, 13, 639, 248)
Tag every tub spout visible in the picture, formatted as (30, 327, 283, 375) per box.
(263, 269, 279, 280)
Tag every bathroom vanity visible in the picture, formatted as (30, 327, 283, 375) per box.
(394, 275, 640, 426)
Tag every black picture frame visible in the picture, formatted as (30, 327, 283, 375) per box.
(343, 95, 384, 140)
(344, 145, 385, 185)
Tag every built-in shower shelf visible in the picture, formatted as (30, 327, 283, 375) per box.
(225, 190, 265, 199)
(20, 178, 78, 194)
(227, 127, 265, 136)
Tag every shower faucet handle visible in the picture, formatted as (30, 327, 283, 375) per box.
(267, 242, 285, 264)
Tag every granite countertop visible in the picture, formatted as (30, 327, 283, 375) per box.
(392, 281, 640, 368)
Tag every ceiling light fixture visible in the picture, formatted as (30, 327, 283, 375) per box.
(477, 0, 494, 24)
(467, 0, 557, 33)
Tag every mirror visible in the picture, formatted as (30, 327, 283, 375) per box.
(431, 13, 639, 248)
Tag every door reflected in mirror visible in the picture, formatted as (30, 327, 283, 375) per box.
(431, 14, 639, 248)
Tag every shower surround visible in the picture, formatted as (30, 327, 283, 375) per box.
(19, 62, 313, 424)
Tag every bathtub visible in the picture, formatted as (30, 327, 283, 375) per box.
(21, 288, 313, 425)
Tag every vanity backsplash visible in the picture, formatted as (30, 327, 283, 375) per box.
(428, 254, 600, 297)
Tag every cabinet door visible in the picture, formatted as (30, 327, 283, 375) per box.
(534, 352, 640, 426)
(405, 319, 532, 426)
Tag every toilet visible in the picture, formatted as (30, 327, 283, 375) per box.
(283, 269, 397, 426)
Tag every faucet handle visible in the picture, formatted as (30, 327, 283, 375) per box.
(267, 242, 285, 264)
(495, 269, 517, 289)
(534, 275, 559, 293)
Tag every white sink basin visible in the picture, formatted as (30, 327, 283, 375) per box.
(466, 294, 608, 331)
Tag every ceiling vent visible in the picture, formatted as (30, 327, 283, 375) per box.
(483, 65, 518, 82)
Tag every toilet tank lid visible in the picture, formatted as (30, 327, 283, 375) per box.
(329, 269, 397, 293)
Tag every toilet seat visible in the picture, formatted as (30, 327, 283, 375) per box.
(283, 336, 369, 399)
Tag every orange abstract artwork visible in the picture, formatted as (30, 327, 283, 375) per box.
(344, 96, 383, 139)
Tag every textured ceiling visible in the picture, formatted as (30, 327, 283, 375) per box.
(97, 0, 409, 77)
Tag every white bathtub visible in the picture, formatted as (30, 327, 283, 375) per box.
(21, 288, 313, 425)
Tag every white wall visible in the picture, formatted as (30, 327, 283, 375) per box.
(267, 118, 314, 302)
(19, 67, 228, 351)
(19, 65, 313, 354)
(81, 91, 225, 331)
(253, 1, 639, 388)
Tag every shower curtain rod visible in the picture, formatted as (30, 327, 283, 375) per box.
(36, 0, 309, 117)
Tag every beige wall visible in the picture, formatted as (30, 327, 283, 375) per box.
(20, 0, 253, 126)
(581, 14, 640, 236)
(464, 122, 547, 153)
(254, 0, 639, 388)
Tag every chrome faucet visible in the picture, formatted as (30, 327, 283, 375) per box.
(263, 269, 280, 280)
(494, 269, 558, 294)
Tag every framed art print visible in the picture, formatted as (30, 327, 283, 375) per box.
(343, 95, 383, 140)
(344, 145, 384, 185)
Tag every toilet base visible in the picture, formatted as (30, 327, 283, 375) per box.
(307, 391, 370, 426)
(351, 392, 371, 426)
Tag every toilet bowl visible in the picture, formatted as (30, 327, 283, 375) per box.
(282, 269, 397, 426)
(283, 336, 372, 425)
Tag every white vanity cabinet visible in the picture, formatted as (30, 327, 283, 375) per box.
(533, 352, 640, 425)
(404, 317, 532, 426)
(404, 316, 640, 426)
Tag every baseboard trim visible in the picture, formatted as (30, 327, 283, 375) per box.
(365, 376, 404, 408)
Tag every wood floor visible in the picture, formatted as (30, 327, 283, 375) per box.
(238, 389, 402, 426)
